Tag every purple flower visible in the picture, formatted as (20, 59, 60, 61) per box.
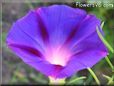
(6, 5, 108, 79)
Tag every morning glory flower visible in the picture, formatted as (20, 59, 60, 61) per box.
(6, 5, 108, 79)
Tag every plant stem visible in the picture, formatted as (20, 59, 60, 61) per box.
(105, 56, 114, 70)
(87, 67, 100, 85)
(67, 76, 86, 84)
(100, 21, 104, 29)
(96, 26, 114, 53)
(49, 76, 65, 85)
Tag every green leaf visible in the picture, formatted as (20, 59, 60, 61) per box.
(67, 76, 86, 84)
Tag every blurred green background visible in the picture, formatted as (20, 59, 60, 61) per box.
(1, 0, 114, 85)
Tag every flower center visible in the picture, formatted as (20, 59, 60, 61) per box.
(45, 46, 71, 66)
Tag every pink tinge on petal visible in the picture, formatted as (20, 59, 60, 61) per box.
(44, 45, 72, 66)
(100, 51, 108, 56)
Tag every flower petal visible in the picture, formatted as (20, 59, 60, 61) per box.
(6, 10, 61, 77)
(6, 5, 108, 79)
(6, 10, 46, 60)
(57, 30, 108, 78)
(67, 14, 101, 48)
(35, 5, 87, 46)
(27, 61, 63, 77)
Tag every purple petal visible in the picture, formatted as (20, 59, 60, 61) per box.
(57, 50, 107, 78)
(35, 5, 87, 46)
(27, 61, 63, 77)
(6, 10, 46, 61)
(66, 14, 101, 48)
(6, 5, 108, 79)
(57, 30, 108, 78)
(6, 7, 67, 77)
